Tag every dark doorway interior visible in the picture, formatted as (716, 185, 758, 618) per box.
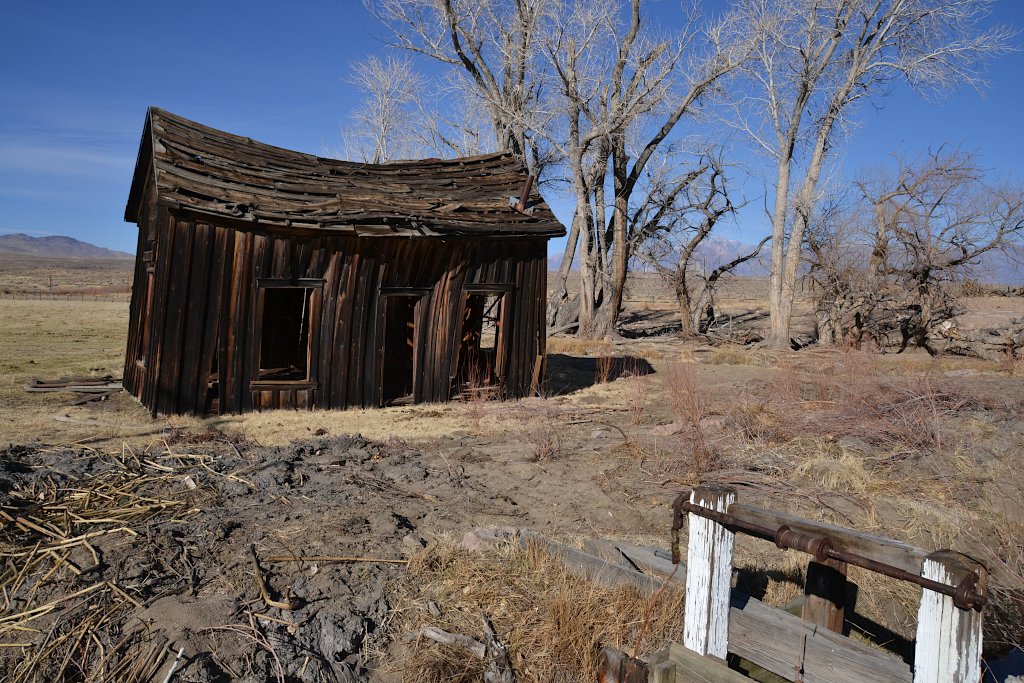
(382, 295, 419, 405)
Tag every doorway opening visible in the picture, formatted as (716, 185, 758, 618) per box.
(382, 295, 420, 405)
(454, 291, 506, 399)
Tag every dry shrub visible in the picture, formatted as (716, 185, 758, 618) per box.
(664, 362, 717, 478)
(1000, 342, 1024, 377)
(391, 537, 686, 683)
(460, 358, 494, 424)
(510, 404, 562, 462)
(772, 354, 805, 405)
(594, 355, 615, 384)
(626, 375, 647, 425)
(749, 349, 990, 454)
(830, 370, 984, 452)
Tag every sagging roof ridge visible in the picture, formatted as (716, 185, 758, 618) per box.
(125, 107, 565, 238)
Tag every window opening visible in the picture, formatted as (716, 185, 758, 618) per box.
(258, 287, 314, 381)
(382, 295, 419, 405)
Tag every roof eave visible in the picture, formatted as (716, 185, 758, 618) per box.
(123, 108, 155, 223)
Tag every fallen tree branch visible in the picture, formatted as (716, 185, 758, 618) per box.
(402, 626, 486, 658)
(265, 555, 409, 565)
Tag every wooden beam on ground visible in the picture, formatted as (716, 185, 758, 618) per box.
(666, 642, 759, 682)
(613, 542, 686, 586)
(67, 389, 121, 406)
(517, 531, 666, 596)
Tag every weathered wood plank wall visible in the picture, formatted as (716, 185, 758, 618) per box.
(124, 215, 548, 415)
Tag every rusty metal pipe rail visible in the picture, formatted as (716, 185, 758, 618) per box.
(671, 491, 986, 611)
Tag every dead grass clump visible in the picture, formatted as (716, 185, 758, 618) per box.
(706, 345, 753, 366)
(726, 401, 786, 444)
(789, 445, 889, 496)
(545, 337, 613, 358)
(391, 537, 685, 683)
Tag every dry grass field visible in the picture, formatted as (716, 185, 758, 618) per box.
(1, 264, 1023, 681)
(0, 253, 132, 296)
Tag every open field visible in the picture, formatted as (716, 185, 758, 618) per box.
(0, 253, 133, 296)
(1, 283, 1023, 680)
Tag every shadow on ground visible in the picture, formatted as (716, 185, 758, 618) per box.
(544, 353, 654, 395)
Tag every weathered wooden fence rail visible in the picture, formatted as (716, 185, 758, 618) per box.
(653, 484, 988, 683)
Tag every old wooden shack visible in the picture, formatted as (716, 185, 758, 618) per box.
(123, 108, 564, 415)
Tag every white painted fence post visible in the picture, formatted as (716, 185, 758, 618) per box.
(683, 484, 737, 660)
(914, 550, 986, 683)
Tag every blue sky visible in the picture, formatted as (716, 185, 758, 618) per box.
(1, 1, 1023, 256)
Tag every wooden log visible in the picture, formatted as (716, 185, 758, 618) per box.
(517, 531, 665, 596)
(684, 485, 737, 659)
(913, 551, 986, 683)
(802, 558, 848, 634)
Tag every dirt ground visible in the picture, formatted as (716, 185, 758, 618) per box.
(1, 265, 1023, 681)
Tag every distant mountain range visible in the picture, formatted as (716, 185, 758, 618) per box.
(0, 233, 133, 260)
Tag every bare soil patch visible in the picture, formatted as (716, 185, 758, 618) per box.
(0, 432, 529, 682)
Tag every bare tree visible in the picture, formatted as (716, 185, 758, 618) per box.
(725, 0, 1015, 349)
(368, 0, 749, 339)
(808, 149, 1024, 352)
(544, 0, 751, 338)
(368, 0, 554, 170)
(634, 154, 766, 337)
(343, 55, 426, 163)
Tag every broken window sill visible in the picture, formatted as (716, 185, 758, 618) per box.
(249, 380, 318, 391)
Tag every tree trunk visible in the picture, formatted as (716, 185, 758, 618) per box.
(548, 218, 581, 326)
(768, 154, 793, 348)
(607, 137, 630, 334)
(775, 108, 839, 350)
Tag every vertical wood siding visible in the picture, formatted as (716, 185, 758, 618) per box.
(125, 217, 549, 415)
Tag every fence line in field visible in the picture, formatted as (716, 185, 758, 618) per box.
(0, 292, 130, 303)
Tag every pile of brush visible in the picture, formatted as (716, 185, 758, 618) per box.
(0, 445, 202, 682)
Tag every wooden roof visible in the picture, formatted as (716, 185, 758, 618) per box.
(125, 108, 565, 238)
